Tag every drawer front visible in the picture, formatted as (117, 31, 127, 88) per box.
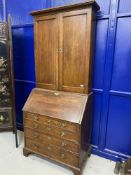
(25, 139, 79, 167)
(25, 113, 79, 133)
(25, 128, 80, 154)
(24, 119, 80, 143)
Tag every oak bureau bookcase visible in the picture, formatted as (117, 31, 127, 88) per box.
(23, 1, 100, 175)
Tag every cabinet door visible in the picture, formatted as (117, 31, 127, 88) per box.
(35, 15, 59, 90)
(59, 9, 92, 93)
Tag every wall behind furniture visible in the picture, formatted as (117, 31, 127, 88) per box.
(1, 0, 131, 161)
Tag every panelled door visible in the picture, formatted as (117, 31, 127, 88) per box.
(58, 9, 92, 93)
(35, 15, 59, 90)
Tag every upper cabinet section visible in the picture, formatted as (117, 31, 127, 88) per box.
(31, 1, 100, 94)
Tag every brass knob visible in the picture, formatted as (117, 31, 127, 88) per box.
(61, 154, 65, 159)
(61, 142, 67, 147)
(80, 84, 84, 88)
(33, 123, 39, 129)
(61, 132, 65, 137)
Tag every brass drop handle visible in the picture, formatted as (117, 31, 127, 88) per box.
(61, 132, 65, 137)
(47, 127, 51, 131)
(33, 133, 39, 138)
(61, 153, 65, 159)
(61, 123, 66, 128)
(61, 142, 67, 147)
(33, 123, 39, 129)
(47, 120, 51, 124)
(34, 116, 39, 121)
(48, 136, 52, 141)
(33, 144, 39, 149)
(47, 146, 51, 150)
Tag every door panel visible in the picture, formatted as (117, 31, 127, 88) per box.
(59, 9, 91, 93)
(35, 15, 58, 90)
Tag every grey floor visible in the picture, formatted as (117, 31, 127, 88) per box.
(0, 131, 117, 175)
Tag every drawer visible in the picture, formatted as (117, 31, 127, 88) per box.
(25, 128, 80, 154)
(24, 119, 80, 143)
(25, 138, 79, 168)
(25, 112, 79, 133)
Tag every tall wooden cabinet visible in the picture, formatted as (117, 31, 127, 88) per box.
(23, 1, 100, 175)
(34, 1, 99, 94)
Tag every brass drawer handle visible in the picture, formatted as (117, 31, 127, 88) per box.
(61, 123, 66, 128)
(48, 136, 52, 141)
(33, 144, 39, 149)
(61, 132, 65, 137)
(47, 146, 51, 150)
(34, 116, 39, 121)
(33, 133, 39, 138)
(47, 127, 51, 131)
(61, 142, 67, 147)
(33, 123, 39, 129)
(61, 153, 65, 159)
(47, 119, 51, 123)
